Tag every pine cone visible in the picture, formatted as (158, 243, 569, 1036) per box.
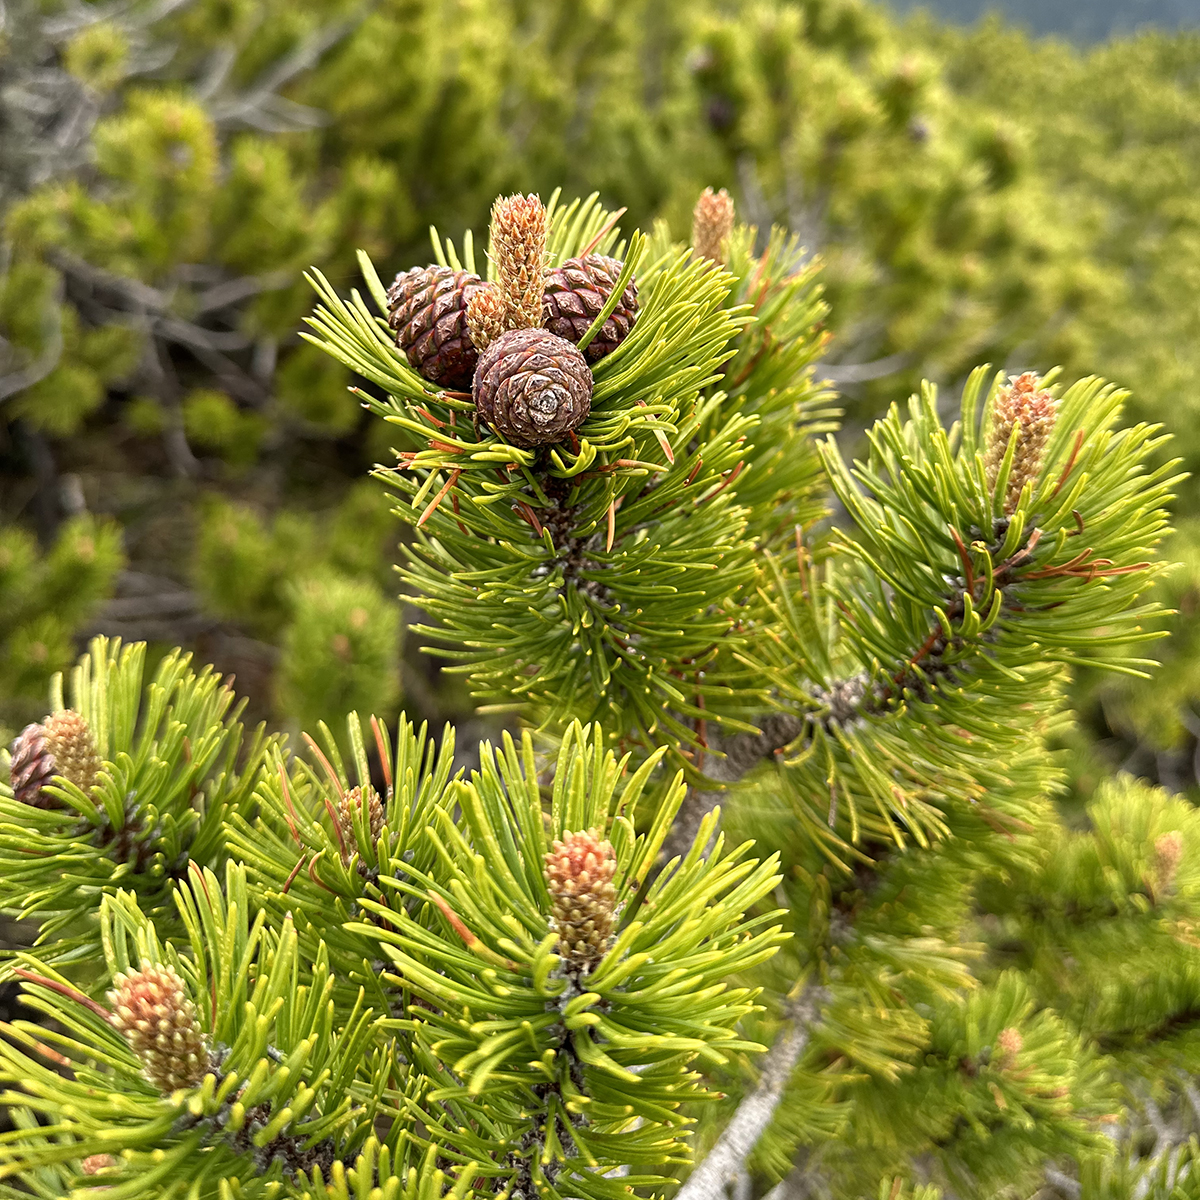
(984, 372, 1058, 515)
(489, 193, 548, 331)
(543, 254, 639, 363)
(109, 962, 211, 1093)
(692, 187, 736, 264)
(473, 328, 593, 448)
(545, 828, 617, 973)
(1154, 831, 1185, 894)
(995, 1026, 1023, 1069)
(466, 282, 506, 353)
(387, 265, 485, 390)
(8, 710, 100, 808)
(336, 784, 385, 863)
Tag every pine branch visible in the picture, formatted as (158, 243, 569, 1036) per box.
(662, 502, 1101, 867)
(817, 351, 910, 384)
(661, 713, 806, 864)
(1044, 1166, 1082, 1198)
(0, 284, 63, 401)
(675, 987, 825, 1200)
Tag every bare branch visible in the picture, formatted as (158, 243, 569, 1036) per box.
(817, 351, 910, 385)
(0, 285, 64, 401)
(674, 988, 824, 1200)
(661, 712, 806, 864)
(194, 269, 291, 314)
(194, 45, 237, 101)
(42, 0, 196, 38)
(155, 316, 251, 352)
(48, 249, 168, 312)
(1043, 1166, 1081, 1198)
(208, 9, 369, 131)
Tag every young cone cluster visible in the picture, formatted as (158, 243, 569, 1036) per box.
(8, 709, 100, 808)
(109, 961, 211, 1093)
(544, 827, 617, 973)
(379, 191, 639, 450)
(984, 370, 1058, 514)
(692, 186, 736, 264)
(335, 783, 385, 863)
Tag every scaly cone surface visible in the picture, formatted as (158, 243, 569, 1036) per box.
(544, 827, 617, 974)
(542, 253, 639, 362)
(8, 709, 100, 808)
(109, 961, 211, 1093)
(473, 327, 593, 448)
(984, 371, 1058, 514)
(489, 193, 548, 331)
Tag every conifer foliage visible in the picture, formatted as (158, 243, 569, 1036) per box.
(0, 184, 1187, 1199)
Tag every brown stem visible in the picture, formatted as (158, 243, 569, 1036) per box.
(660, 713, 807, 864)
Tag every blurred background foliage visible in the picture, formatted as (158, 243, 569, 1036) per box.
(3, 0, 1200, 803)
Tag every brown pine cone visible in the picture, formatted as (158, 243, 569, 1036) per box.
(473, 328, 593, 448)
(386, 265, 485, 390)
(8, 724, 55, 808)
(8, 710, 100, 808)
(543, 254, 638, 363)
(545, 828, 617, 973)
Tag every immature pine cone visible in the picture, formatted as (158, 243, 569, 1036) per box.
(473, 328, 592, 448)
(387, 265, 485, 390)
(109, 962, 211, 1093)
(8, 709, 100, 808)
(489, 193, 548, 331)
(545, 828, 617, 973)
(692, 187, 736, 264)
(984, 372, 1058, 515)
(336, 784, 385, 864)
(466, 282, 506, 352)
(1154, 830, 1185, 894)
(543, 254, 639, 363)
(995, 1026, 1023, 1069)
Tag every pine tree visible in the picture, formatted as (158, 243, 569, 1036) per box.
(0, 180, 1186, 1200)
(2, 0, 1139, 752)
